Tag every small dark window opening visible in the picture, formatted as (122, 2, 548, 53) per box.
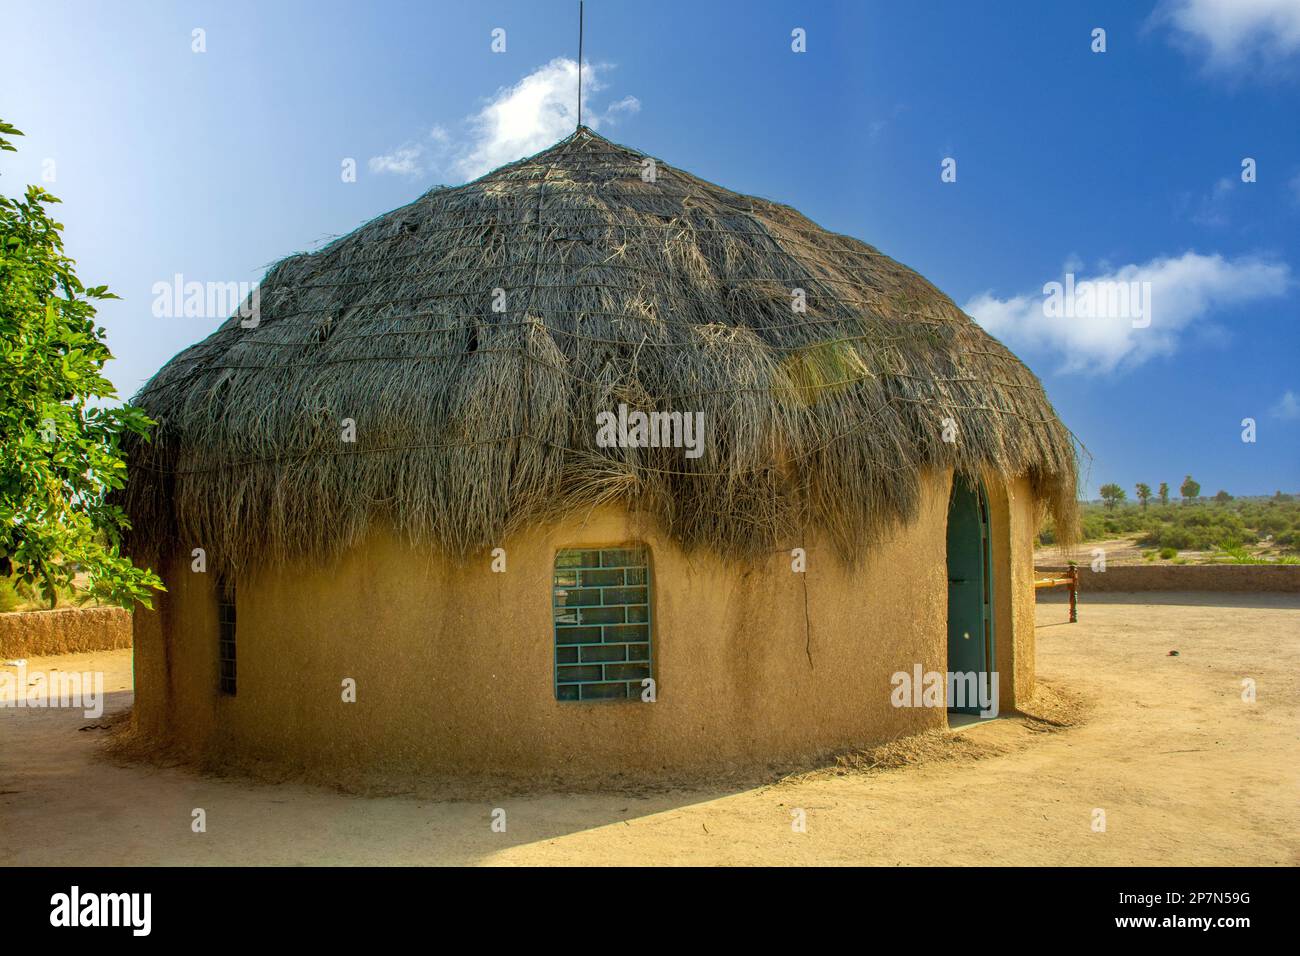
(217, 576, 237, 696)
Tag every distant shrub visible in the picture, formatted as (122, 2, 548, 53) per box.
(1257, 514, 1289, 534)
(1063, 498, 1300, 553)
(0, 578, 19, 613)
(0, 574, 98, 612)
(1159, 547, 1177, 560)
(1210, 545, 1252, 564)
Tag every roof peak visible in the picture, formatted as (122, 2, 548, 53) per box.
(462, 125, 644, 186)
(556, 124, 623, 150)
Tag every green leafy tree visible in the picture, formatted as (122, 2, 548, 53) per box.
(1180, 475, 1201, 504)
(0, 120, 162, 608)
(1099, 483, 1127, 510)
(1135, 482, 1152, 510)
(1158, 482, 1169, 507)
(1214, 489, 1233, 504)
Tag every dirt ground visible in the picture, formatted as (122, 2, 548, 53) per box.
(1, 593, 1296, 866)
(1037, 536, 1148, 566)
(1035, 536, 1295, 567)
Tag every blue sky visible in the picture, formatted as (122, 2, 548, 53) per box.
(3, 0, 1298, 497)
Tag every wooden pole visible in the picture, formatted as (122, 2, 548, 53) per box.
(577, 1, 584, 128)
(1068, 561, 1078, 623)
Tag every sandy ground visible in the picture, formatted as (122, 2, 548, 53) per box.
(1, 593, 1297, 866)
(1035, 536, 1295, 567)
(1037, 536, 1147, 566)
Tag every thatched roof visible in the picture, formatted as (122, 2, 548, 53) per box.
(124, 126, 1077, 573)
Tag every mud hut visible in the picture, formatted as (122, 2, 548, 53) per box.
(123, 127, 1077, 780)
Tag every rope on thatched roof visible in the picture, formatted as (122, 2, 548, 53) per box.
(121, 127, 1079, 573)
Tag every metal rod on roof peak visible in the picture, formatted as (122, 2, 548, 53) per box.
(577, 1, 584, 129)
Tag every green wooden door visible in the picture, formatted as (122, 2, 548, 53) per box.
(946, 476, 993, 714)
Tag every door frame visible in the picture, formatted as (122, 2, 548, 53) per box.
(946, 474, 996, 714)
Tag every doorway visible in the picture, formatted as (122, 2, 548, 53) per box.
(946, 475, 994, 715)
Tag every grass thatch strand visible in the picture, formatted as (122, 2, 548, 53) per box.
(123, 127, 1078, 574)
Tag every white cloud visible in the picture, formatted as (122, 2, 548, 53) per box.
(604, 95, 641, 120)
(1192, 176, 1236, 226)
(367, 128, 452, 177)
(965, 252, 1292, 374)
(1272, 390, 1300, 419)
(868, 103, 909, 141)
(368, 145, 424, 176)
(454, 58, 612, 181)
(1156, 0, 1300, 70)
(368, 59, 637, 183)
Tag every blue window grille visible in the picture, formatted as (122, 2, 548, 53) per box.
(553, 547, 651, 701)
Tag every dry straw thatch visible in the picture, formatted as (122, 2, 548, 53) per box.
(123, 127, 1078, 573)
